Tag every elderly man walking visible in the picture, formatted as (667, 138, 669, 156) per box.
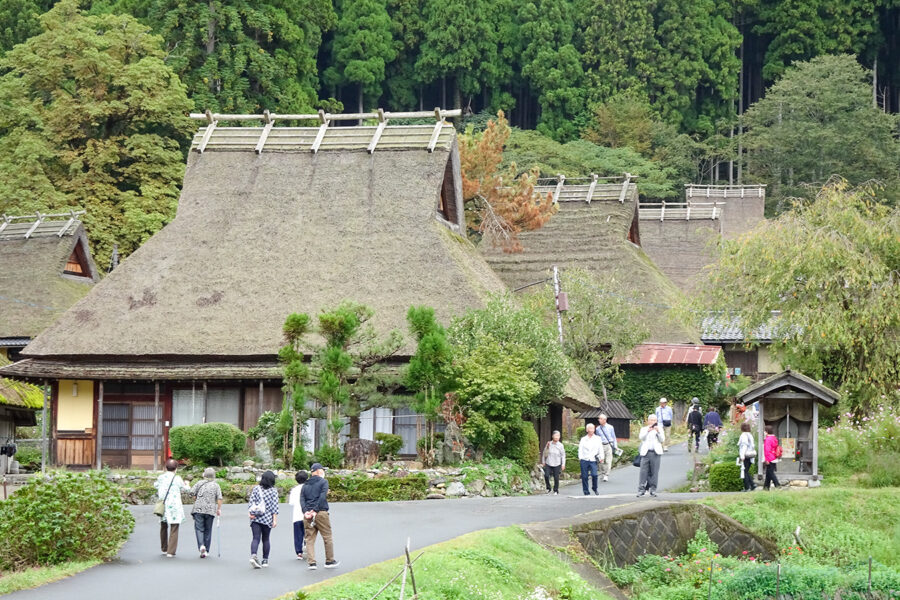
(301, 463, 339, 570)
(637, 414, 666, 497)
(595, 414, 619, 482)
(654, 397, 674, 452)
(578, 424, 603, 495)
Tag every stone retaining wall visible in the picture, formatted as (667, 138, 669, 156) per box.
(572, 502, 777, 567)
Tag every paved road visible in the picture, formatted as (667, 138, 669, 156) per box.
(8, 444, 697, 600)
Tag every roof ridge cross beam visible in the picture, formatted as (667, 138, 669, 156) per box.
(24, 212, 44, 239)
(367, 109, 387, 154)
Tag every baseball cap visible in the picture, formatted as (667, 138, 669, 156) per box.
(310, 463, 325, 472)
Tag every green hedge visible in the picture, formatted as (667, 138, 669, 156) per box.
(169, 422, 246, 466)
(615, 358, 726, 418)
(709, 461, 743, 492)
(375, 432, 403, 460)
(0, 472, 134, 570)
(326, 473, 428, 502)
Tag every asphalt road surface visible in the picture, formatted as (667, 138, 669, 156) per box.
(7, 443, 697, 600)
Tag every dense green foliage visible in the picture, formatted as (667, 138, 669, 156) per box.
(312, 444, 344, 469)
(406, 306, 453, 464)
(704, 487, 900, 568)
(708, 461, 743, 492)
(698, 182, 900, 412)
(374, 432, 403, 460)
(0, 472, 134, 571)
(169, 422, 246, 465)
(10, 446, 41, 471)
(743, 55, 900, 210)
(607, 526, 900, 600)
(325, 472, 427, 502)
(0, 0, 193, 268)
(614, 359, 726, 419)
(296, 526, 604, 599)
(818, 407, 900, 487)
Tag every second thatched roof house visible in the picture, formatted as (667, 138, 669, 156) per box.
(1, 110, 596, 469)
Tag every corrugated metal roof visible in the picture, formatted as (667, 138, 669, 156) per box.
(700, 314, 776, 343)
(619, 343, 721, 365)
(190, 124, 456, 153)
(578, 399, 635, 420)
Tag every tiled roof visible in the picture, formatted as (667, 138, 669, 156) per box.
(700, 314, 776, 343)
(579, 399, 636, 420)
(618, 343, 721, 366)
(0, 337, 30, 348)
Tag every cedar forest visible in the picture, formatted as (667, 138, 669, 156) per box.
(0, 0, 898, 268)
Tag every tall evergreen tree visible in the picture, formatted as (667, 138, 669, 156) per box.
(0, 0, 194, 266)
(323, 0, 396, 112)
(384, 0, 425, 109)
(149, 0, 336, 113)
(0, 0, 53, 53)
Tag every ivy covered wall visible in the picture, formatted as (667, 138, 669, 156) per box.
(615, 356, 726, 419)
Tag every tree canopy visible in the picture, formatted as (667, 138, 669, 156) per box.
(697, 181, 900, 412)
(0, 0, 193, 268)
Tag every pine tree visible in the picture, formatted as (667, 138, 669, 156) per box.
(323, 0, 396, 113)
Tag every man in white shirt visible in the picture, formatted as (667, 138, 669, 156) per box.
(578, 423, 603, 495)
(654, 397, 674, 452)
(595, 414, 619, 482)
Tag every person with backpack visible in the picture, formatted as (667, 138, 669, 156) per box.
(248, 470, 279, 569)
(190, 467, 223, 558)
(703, 406, 723, 447)
(686, 398, 704, 452)
(763, 425, 782, 490)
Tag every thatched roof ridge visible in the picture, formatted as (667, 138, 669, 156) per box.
(0, 216, 98, 339)
(481, 193, 698, 344)
(19, 140, 507, 363)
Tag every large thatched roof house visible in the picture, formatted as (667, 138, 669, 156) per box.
(0, 212, 98, 472)
(481, 176, 698, 344)
(1, 110, 596, 469)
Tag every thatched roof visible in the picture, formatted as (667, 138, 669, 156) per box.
(7, 124, 508, 380)
(0, 214, 98, 340)
(481, 180, 699, 344)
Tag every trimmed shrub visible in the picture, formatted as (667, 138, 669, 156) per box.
(375, 432, 403, 460)
(327, 473, 428, 502)
(0, 472, 134, 570)
(313, 444, 343, 469)
(708, 462, 743, 492)
(169, 422, 246, 466)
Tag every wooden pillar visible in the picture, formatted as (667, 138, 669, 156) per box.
(96, 381, 104, 470)
(811, 401, 819, 477)
(757, 400, 765, 479)
(41, 381, 49, 475)
(153, 382, 160, 471)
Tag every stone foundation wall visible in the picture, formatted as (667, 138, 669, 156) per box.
(573, 502, 777, 567)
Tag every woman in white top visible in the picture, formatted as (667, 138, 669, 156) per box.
(637, 415, 666, 497)
(288, 470, 309, 559)
(737, 422, 758, 491)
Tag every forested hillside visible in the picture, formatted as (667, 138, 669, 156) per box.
(0, 0, 898, 264)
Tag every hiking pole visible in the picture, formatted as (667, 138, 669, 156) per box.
(216, 515, 221, 558)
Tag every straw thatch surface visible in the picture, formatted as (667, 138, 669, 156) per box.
(0, 221, 98, 339)
(22, 147, 507, 362)
(639, 218, 720, 293)
(482, 196, 699, 344)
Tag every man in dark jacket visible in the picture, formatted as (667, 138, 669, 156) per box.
(686, 398, 704, 452)
(300, 463, 338, 570)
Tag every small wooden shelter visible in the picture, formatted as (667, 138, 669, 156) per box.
(577, 398, 636, 439)
(736, 368, 840, 485)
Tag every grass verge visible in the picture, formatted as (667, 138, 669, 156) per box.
(701, 487, 900, 567)
(284, 526, 612, 600)
(0, 560, 100, 595)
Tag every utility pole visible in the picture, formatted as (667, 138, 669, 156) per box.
(553, 266, 564, 346)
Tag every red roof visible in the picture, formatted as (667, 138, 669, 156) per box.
(618, 344, 722, 366)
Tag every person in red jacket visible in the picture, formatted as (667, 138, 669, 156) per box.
(763, 425, 782, 490)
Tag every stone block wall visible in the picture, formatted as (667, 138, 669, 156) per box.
(572, 501, 777, 567)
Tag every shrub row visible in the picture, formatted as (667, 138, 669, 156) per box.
(169, 422, 246, 466)
(326, 473, 428, 502)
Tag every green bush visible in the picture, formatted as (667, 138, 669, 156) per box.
(498, 421, 540, 470)
(0, 472, 134, 570)
(292, 446, 309, 470)
(708, 461, 743, 492)
(12, 446, 41, 471)
(169, 422, 246, 466)
(313, 444, 343, 469)
(375, 432, 403, 460)
(819, 407, 900, 487)
(327, 473, 428, 502)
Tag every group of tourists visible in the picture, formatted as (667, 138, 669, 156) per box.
(738, 423, 783, 492)
(539, 414, 621, 496)
(153, 459, 339, 570)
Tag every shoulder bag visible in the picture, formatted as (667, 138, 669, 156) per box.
(249, 486, 266, 516)
(154, 474, 177, 517)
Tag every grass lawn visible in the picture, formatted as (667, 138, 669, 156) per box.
(702, 487, 900, 568)
(286, 526, 611, 600)
(0, 560, 100, 595)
